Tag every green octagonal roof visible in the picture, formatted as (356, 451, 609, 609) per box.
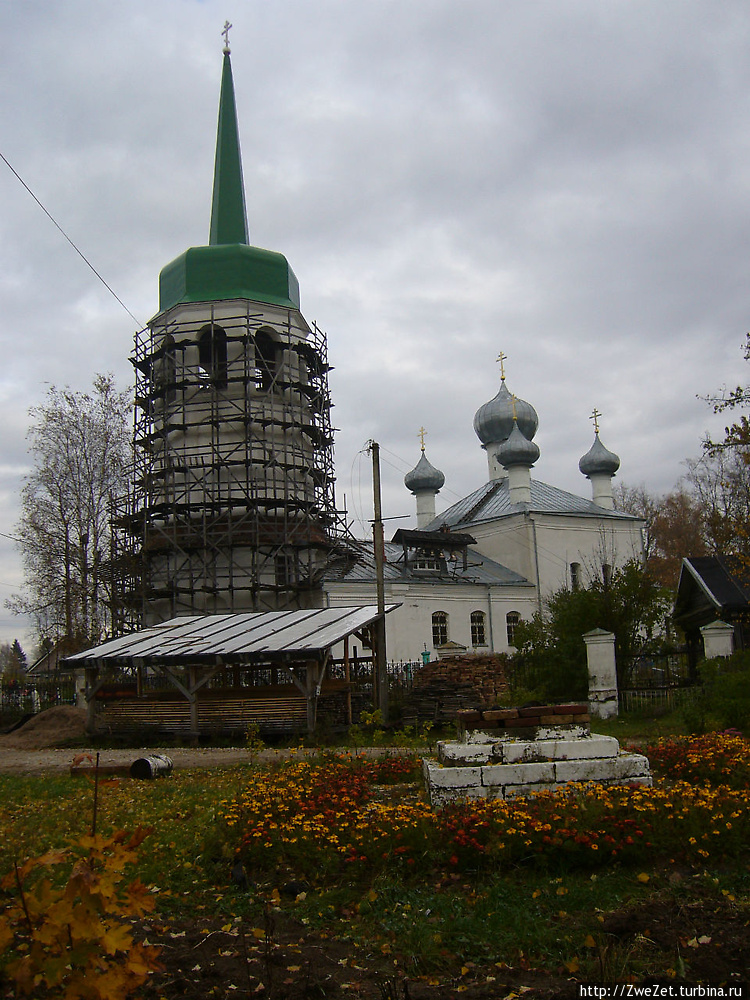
(157, 48, 301, 314)
(159, 244, 300, 312)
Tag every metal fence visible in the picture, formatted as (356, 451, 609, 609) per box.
(618, 685, 702, 714)
(0, 679, 77, 724)
(622, 649, 693, 689)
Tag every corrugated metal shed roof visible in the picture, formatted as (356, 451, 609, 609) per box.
(428, 478, 639, 528)
(64, 606, 397, 666)
(324, 539, 531, 587)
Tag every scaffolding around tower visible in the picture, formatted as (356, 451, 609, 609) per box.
(112, 302, 342, 630)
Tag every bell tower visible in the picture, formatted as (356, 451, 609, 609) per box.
(118, 31, 338, 625)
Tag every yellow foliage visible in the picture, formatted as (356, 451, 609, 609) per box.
(0, 829, 162, 999)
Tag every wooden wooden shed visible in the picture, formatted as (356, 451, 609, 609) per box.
(63, 606, 395, 741)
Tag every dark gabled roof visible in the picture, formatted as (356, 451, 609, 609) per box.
(390, 529, 477, 548)
(62, 606, 397, 667)
(324, 538, 532, 587)
(677, 555, 750, 612)
(428, 477, 639, 528)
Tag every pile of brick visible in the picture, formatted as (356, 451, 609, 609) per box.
(404, 655, 511, 726)
(456, 702, 590, 740)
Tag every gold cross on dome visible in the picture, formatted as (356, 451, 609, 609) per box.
(511, 395, 518, 420)
(496, 351, 507, 381)
(418, 427, 427, 451)
(590, 407, 602, 434)
(222, 20, 232, 54)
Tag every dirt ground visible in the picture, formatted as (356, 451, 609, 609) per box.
(135, 892, 750, 1000)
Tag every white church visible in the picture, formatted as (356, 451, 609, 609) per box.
(323, 375, 645, 662)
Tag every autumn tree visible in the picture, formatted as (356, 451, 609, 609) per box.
(613, 482, 708, 589)
(7, 375, 131, 653)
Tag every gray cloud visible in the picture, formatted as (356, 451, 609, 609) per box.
(1, 0, 749, 648)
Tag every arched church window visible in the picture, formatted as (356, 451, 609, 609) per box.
(154, 333, 177, 404)
(506, 611, 520, 647)
(570, 562, 581, 592)
(470, 611, 487, 646)
(197, 324, 227, 389)
(432, 611, 448, 647)
(254, 329, 278, 391)
(602, 563, 612, 587)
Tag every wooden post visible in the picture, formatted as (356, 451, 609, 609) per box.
(369, 440, 389, 722)
(344, 635, 352, 726)
(188, 666, 199, 745)
(85, 666, 98, 735)
(305, 660, 319, 733)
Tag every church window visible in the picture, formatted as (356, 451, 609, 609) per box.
(432, 611, 448, 647)
(506, 611, 520, 647)
(155, 333, 177, 403)
(275, 553, 295, 587)
(254, 329, 278, 391)
(414, 553, 441, 572)
(570, 562, 581, 591)
(602, 563, 612, 587)
(470, 611, 487, 646)
(197, 324, 227, 388)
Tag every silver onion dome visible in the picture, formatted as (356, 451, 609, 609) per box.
(404, 451, 445, 494)
(473, 380, 538, 447)
(498, 421, 540, 469)
(579, 433, 620, 477)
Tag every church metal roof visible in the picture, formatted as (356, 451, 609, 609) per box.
(428, 478, 639, 529)
(63, 606, 397, 667)
(325, 539, 532, 587)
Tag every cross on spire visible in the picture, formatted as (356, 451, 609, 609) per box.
(511, 395, 518, 420)
(222, 20, 232, 54)
(590, 407, 602, 434)
(496, 351, 507, 381)
(418, 427, 427, 452)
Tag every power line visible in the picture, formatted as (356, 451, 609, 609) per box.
(0, 150, 144, 328)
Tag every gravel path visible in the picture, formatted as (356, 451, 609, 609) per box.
(0, 745, 413, 775)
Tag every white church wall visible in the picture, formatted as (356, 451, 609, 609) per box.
(466, 514, 644, 601)
(325, 581, 537, 662)
(531, 516, 644, 598)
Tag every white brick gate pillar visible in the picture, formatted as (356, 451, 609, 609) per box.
(700, 620, 735, 660)
(584, 628, 618, 720)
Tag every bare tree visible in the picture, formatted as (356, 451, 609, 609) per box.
(7, 375, 131, 652)
(684, 447, 750, 557)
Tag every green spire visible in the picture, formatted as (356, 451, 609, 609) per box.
(156, 37, 301, 314)
(209, 51, 248, 245)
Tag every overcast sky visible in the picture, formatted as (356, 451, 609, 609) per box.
(1, 0, 749, 652)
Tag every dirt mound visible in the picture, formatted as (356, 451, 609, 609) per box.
(0, 706, 87, 749)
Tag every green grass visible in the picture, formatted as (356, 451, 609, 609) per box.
(584, 708, 687, 743)
(2, 746, 749, 982)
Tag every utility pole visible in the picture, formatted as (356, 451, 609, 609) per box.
(368, 440, 388, 722)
